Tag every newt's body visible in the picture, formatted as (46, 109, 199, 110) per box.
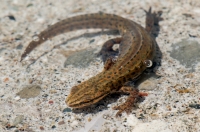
(21, 10, 157, 116)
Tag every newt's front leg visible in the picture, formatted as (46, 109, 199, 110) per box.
(113, 86, 148, 117)
(99, 37, 122, 70)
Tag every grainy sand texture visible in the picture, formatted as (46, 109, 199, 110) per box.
(0, 0, 200, 131)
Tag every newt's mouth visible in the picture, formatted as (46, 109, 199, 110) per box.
(65, 93, 108, 108)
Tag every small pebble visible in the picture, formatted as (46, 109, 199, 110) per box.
(89, 39, 95, 44)
(16, 85, 41, 99)
(16, 44, 23, 49)
(8, 15, 16, 21)
(14, 96, 20, 101)
(49, 100, 54, 104)
(58, 121, 65, 125)
(12, 115, 24, 126)
(40, 126, 45, 130)
(63, 108, 72, 113)
(42, 94, 48, 97)
(71, 120, 78, 126)
(189, 104, 200, 109)
(88, 118, 92, 122)
(3, 77, 9, 82)
(138, 79, 157, 90)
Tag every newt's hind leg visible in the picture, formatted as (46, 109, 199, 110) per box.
(113, 86, 148, 117)
(99, 37, 122, 70)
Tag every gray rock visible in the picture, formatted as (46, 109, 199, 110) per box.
(17, 85, 41, 99)
(64, 48, 98, 68)
(170, 38, 200, 71)
(12, 115, 24, 126)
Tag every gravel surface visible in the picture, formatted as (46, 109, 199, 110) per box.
(0, 0, 200, 131)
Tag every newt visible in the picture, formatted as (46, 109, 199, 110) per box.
(21, 8, 157, 116)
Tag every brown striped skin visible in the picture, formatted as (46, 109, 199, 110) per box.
(21, 12, 156, 116)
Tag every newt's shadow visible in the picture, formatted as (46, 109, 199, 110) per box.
(25, 30, 119, 69)
(143, 7, 163, 72)
(71, 94, 120, 115)
(71, 92, 146, 115)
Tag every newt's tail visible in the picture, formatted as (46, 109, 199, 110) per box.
(20, 13, 126, 62)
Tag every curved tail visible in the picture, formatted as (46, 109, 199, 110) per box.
(20, 13, 126, 61)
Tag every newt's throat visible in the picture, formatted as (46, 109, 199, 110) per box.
(66, 93, 108, 108)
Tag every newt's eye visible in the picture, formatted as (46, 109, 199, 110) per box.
(143, 60, 153, 67)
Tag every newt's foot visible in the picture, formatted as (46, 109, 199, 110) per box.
(113, 87, 148, 117)
(99, 37, 121, 63)
(104, 56, 118, 70)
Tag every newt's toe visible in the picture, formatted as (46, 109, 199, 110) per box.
(113, 104, 133, 117)
(113, 91, 148, 117)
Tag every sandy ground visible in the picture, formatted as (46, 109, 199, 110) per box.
(1, 0, 200, 131)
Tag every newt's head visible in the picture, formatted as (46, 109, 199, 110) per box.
(66, 82, 109, 108)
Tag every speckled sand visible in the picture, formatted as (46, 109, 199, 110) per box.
(1, 0, 200, 132)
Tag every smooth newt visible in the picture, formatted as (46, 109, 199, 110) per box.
(21, 9, 157, 116)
